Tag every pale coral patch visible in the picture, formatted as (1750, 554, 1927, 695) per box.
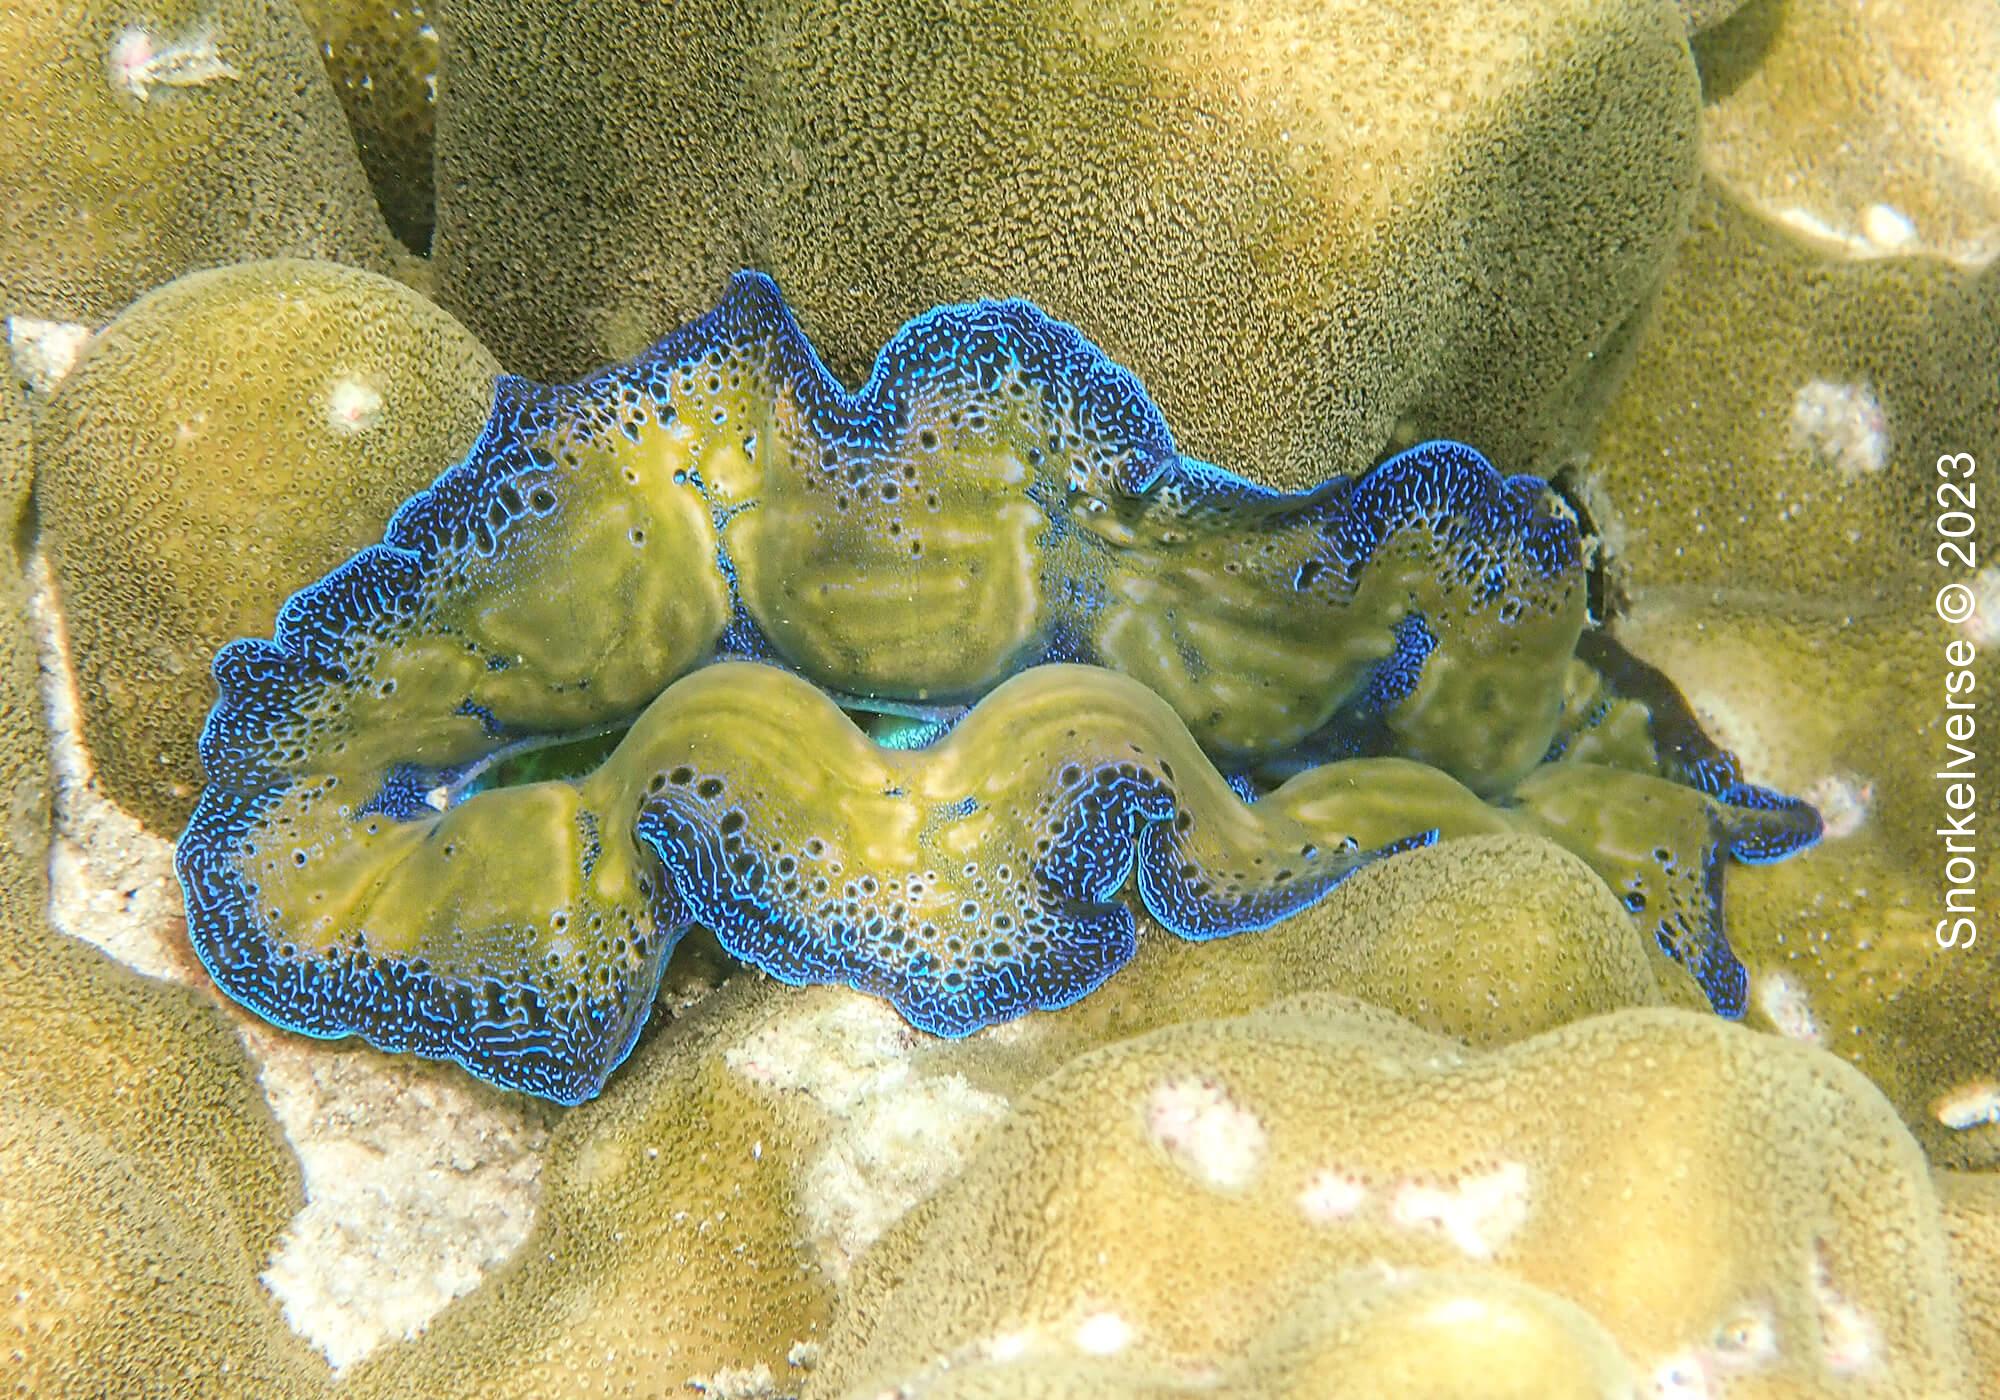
(251, 1026, 549, 1372)
(727, 993, 1007, 1278)
(685, 1362, 781, 1398)
(1072, 1310, 1133, 1356)
(1788, 379, 1888, 478)
(1388, 1161, 1529, 1260)
(1955, 566, 2000, 650)
(31, 554, 191, 983)
(1859, 202, 1919, 251)
(1755, 971, 1823, 1045)
(1809, 1242, 1878, 1375)
(1801, 772, 1871, 842)
(1708, 1304, 1778, 1371)
(108, 23, 241, 102)
(6, 316, 93, 395)
(325, 374, 385, 434)
(1298, 1168, 1369, 1222)
(1932, 1079, 2000, 1131)
(1145, 1074, 1267, 1191)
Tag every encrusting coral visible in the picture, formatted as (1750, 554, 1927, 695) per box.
(340, 977, 834, 1400)
(1580, 168, 1999, 1170)
(430, 0, 1700, 485)
(1584, 178, 1998, 611)
(810, 1000, 1975, 1398)
(1, 380, 45, 883)
(0, 941, 332, 1399)
(1674, 0, 1754, 31)
(891, 833, 1672, 1098)
(1609, 590, 2000, 1172)
(1267, 752, 1816, 1018)
(1189, 832, 1673, 1046)
(294, 0, 440, 254)
(848, 1269, 1647, 1398)
(1, 379, 329, 1396)
(1938, 1171, 1999, 1388)
(0, 0, 408, 328)
(173, 277, 1819, 1102)
(1694, 0, 2000, 266)
(35, 258, 499, 833)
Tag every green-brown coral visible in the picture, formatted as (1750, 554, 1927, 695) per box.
(431, 0, 1699, 485)
(295, 0, 440, 253)
(0, 0, 408, 327)
(35, 258, 498, 831)
(1, 379, 327, 1397)
(813, 1001, 1973, 1397)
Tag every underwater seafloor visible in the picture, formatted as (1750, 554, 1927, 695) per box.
(2, 0, 1998, 1396)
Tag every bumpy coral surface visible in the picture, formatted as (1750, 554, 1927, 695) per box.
(1586, 172, 2000, 1171)
(1270, 753, 1816, 1017)
(3, 386, 328, 1397)
(1696, 0, 2000, 266)
(813, 1002, 1974, 1398)
(1939, 1171, 1999, 1387)
(0, 0, 407, 326)
(853, 1269, 1649, 1398)
(35, 258, 498, 831)
(1233, 831, 1671, 1038)
(295, 0, 440, 254)
(1611, 591, 2000, 1173)
(5, 0, 1990, 1390)
(1586, 180, 1998, 610)
(431, 0, 1700, 484)
(1, 383, 43, 884)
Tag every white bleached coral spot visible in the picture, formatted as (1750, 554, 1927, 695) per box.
(1298, 1168, 1368, 1222)
(1802, 772, 1871, 842)
(1072, 1311, 1133, 1356)
(7, 317, 93, 395)
(1955, 566, 2000, 650)
(685, 1362, 780, 1397)
(1809, 1241, 1877, 1375)
(1859, 203, 1918, 251)
(1932, 1079, 2000, 1131)
(108, 24, 241, 102)
(326, 375, 386, 434)
(251, 1026, 549, 1373)
(1388, 1161, 1529, 1260)
(725, 993, 1006, 1278)
(1145, 1074, 1266, 1191)
(1788, 380, 1888, 478)
(1755, 971, 1822, 1045)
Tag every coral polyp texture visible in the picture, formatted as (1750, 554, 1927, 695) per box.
(174, 276, 1824, 1102)
(430, 0, 1702, 487)
(0, 0, 407, 326)
(812, 1001, 1976, 1397)
(36, 258, 500, 832)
